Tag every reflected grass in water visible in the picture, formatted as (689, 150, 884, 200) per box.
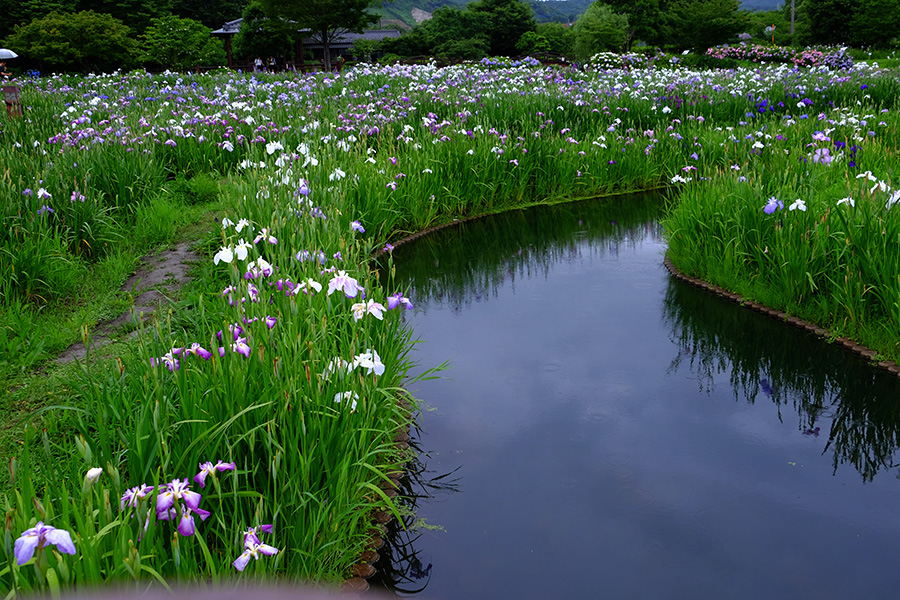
(381, 190, 669, 310)
(664, 277, 900, 482)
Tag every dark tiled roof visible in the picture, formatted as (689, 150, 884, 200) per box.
(212, 18, 401, 47)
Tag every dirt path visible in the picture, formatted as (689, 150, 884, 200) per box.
(54, 243, 200, 364)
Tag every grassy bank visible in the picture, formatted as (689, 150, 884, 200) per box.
(1, 58, 899, 593)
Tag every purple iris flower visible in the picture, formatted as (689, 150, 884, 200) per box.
(387, 292, 414, 310)
(383, 243, 394, 254)
(233, 538, 279, 571)
(812, 147, 832, 165)
(156, 479, 210, 537)
(351, 220, 365, 233)
(194, 460, 236, 488)
(243, 524, 274, 546)
(157, 479, 202, 515)
(265, 315, 277, 329)
(120, 484, 154, 510)
(36, 205, 54, 216)
(15, 522, 77, 565)
(187, 343, 212, 361)
(158, 505, 211, 537)
(763, 197, 783, 214)
(232, 337, 251, 358)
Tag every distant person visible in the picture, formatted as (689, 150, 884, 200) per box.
(254, 57, 263, 72)
(0, 61, 10, 81)
(268, 56, 276, 71)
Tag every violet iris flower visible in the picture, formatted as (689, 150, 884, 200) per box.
(15, 522, 76, 565)
(812, 147, 832, 165)
(187, 343, 212, 361)
(233, 539, 279, 571)
(156, 479, 210, 537)
(763, 197, 783, 214)
(387, 293, 413, 310)
(351, 220, 365, 233)
(194, 460, 236, 488)
(121, 484, 154, 510)
(157, 479, 201, 515)
(243, 524, 274, 546)
(232, 337, 251, 358)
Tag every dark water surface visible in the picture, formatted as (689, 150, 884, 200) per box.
(375, 192, 900, 599)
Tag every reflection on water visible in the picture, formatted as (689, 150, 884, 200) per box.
(381, 192, 666, 312)
(375, 191, 900, 599)
(664, 280, 900, 482)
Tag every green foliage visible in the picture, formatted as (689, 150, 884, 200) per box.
(76, 0, 174, 33)
(468, 0, 538, 56)
(2, 10, 138, 72)
(170, 0, 250, 29)
(535, 22, 576, 53)
(169, 173, 221, 205)
(140, 15, 226, 71)
(800, 0, 858, 45)
(436, 37, 491, 59)
(420, 7, 492, 56)
(516, 31, 552, 53)
(572, 2, 630, 60)
(233, 2, 296, 62)
(666, 0, 747, 50)
(850, 0, 900, 48)
(350, 38, 383, 62)
(383, 0, 538, 59)
(0, 0, 79, 42)
(603, 0, 663, 47)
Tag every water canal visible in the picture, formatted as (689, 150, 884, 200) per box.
(374, 191, 900, 599)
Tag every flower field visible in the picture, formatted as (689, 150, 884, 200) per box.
(1, 57, 899, 592)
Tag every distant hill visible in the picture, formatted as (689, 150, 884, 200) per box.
(377, 0, 785, 29)
(377, 0, 594, 27)
(739, 0, 785, 10)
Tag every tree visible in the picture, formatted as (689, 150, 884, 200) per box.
(233, 2, 296, 63)
(799, 0, 858, 45)
(170, 0, 250, 29)
(665, 0, 747, 50)
(0, 0, 78, 42)
(603, 0, 664, 48)
(572, 2, 630, 60)
(141, 15, 226, 71)
(3, 10, 138, 72)
(535, 22, 576, 54)
(850, 0, 900, 47)
(76, 0, 173, 33)
(259, 0, 379, 70)
(469, 0, 538, 56)
(419, 6, 492, 56)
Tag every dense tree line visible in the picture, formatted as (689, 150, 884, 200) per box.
(383, 0, 897, 62)
(0, 0, 245, 72)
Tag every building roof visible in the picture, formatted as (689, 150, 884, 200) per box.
(211, 18, 402, 48)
